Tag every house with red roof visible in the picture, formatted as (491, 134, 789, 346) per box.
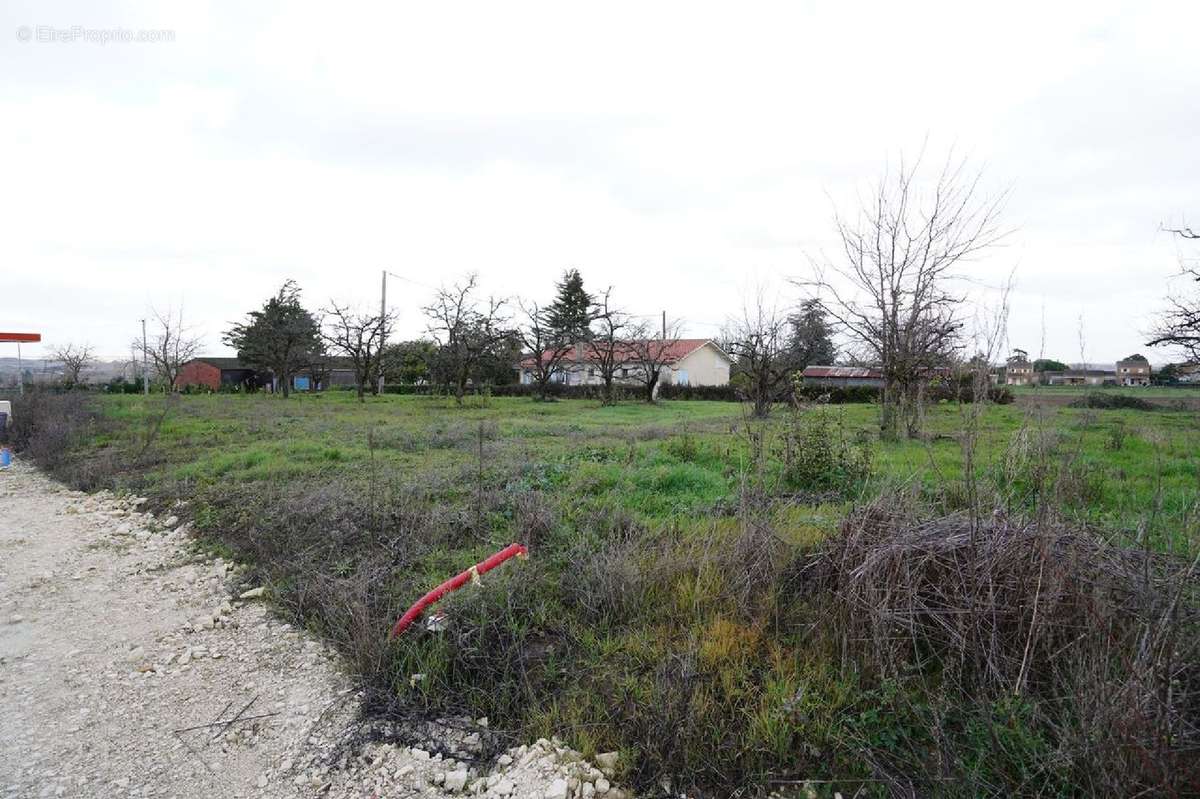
(517, 338, 733, 387)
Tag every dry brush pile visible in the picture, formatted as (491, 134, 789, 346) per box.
(811, 498, 1200, 795)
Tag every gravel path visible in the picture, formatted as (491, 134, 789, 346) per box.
(0, 464, 630, 799)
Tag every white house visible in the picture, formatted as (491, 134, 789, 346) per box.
(518, 338, 732, 387)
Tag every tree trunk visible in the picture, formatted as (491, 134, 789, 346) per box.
(603, 376, 614, 405)
(880, 379, 899, 439)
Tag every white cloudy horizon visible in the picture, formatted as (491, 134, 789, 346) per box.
(3, 1, 1198, 367)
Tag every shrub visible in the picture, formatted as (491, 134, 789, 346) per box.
(1070, 392, 1155, 411)
(657, 383, 739, 401)
(780, 407, 871, 494)
(7, 391, 97, 468)
(792, 382, 1013, 405)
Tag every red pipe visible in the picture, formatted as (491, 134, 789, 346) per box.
(389, 543, 528, 640)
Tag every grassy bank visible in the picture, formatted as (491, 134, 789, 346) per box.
(16, 391, 1200, 796)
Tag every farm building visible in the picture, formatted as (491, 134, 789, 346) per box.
(176, 357, 359, 392)
(175, 358, 271, 391)
(800, 365, 885, 388)
(518, 339, 733, 387)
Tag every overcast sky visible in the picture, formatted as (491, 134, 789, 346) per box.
(3, 1, 1198, 365)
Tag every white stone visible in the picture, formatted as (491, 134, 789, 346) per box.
(239, 587, 266, 600)
(543, 778, 569, 799)
(444, 769, 468, 792)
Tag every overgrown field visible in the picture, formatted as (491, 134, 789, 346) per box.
(12, 391, 1200, 796)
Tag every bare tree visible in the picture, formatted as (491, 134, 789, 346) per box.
(591, 288, 633, 405)
(722, 290, 794, 418)
(1146, 224, 1200, 361)
(514, 299, 575, 400)
(802, 153, 1006, 438)
(51, 342, 95, 388)
(321, 302, 393, 402)
(139, 306, 203, 391)
(423, 274, 510, 405)
(626, 318, 682, 403)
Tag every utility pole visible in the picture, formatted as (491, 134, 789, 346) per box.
(141, 318, 149, 396)
(16, 342, 22, 396)
(662, 310, 666, 341)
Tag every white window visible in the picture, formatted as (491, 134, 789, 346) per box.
(676, 369, 689, 386)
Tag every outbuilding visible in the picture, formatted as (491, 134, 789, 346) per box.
(175, 358, 271, 392)
(800, 365, 885, 388)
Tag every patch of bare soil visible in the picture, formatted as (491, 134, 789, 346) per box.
(1014, 391, 1200, 409)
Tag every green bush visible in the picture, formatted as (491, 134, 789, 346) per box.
(1070, 392, 1155, 411)
(781, 407, 872, 493)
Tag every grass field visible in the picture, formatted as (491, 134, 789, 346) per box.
(79, 392, 1200, 547)
(22, 391, 1200, 796)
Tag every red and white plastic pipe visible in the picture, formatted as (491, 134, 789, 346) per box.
(389, 543, 528, 640)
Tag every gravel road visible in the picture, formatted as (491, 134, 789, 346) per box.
(0, 464, 630, 799)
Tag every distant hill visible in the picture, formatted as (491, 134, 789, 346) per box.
(0, 357, 132, 385)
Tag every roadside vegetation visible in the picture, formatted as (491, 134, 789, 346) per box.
(10, 387, 1200, 797)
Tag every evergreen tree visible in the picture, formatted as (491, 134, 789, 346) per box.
(546, 268, 594, 342)
(1032, 358, 1068, 372)
(788, 299, 837, 369)
(224, 280, 323, 397)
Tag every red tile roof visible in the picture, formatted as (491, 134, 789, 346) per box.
(519, 339, 725, 368)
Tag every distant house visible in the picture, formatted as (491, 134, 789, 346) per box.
(1115, 354, 1151, 387)
(1044, 369, 1118, 387)
(800, 365, 885, 388)
(1005, 349, 1035, 386)
(1002, 348, 1152, 387)
(518, 339, 732, 387)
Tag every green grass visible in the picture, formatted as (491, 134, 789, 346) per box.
(80, 392, 1200, 542)
(47, 390, 1200, 796)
